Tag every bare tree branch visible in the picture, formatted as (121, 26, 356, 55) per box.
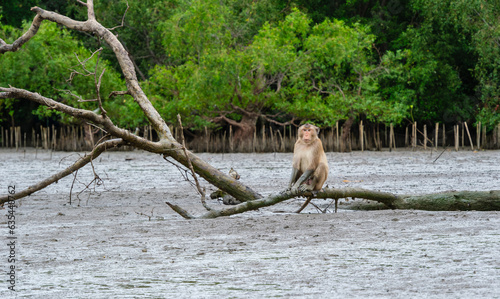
(109, 1, 130, 31)
(177, 114, 212, 211)
(0, 138, 126, 205)
(0, 15, 44, 53)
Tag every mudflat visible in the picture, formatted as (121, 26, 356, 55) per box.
(1, 148, 499, 298)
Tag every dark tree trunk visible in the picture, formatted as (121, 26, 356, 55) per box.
(341, 116, 354, 152)
(232, 113, 258, 152)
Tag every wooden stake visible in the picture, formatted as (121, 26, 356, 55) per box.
(482, 125, 486, 150)
(389, 123, 393, 152)
(359, 120, 364, 151)
(229, 125, 233, 153)
(454, 125, 459, 151)
(336, 121, 339, 152)
(476, 121, 481, 150)
(405, 126, 408, 148)
(412, 122, 417, 150)
(10, 126, 14, 148)
(461, 122, 465, 149)
(222, 131, 226, 153)
(423, 124, 427, 150)
(204, 126, 209, 153)
(435, 123, 439, 150)
(261, 124, 266, 152)
(464, 122, 474, 150)
(376, 124, 381, 151)
(385, 124, 388, 148)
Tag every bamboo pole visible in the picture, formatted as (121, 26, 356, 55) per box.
(277, 129, 284, 152)
(385, 124, 388, 148)
(204, 126, 209, 153)
(23, 132, 26, 158)
(261, 124, 266, 152)
(359, 120, 364, 151)
(336, 121, 339, 152)
(482, 125, 486, 150)
(476, 122, 481, 150)
(405, 126, 408, 148)
(498, 124, 500, 149)
(389, 123, 393, 152)
(10, 126, 14, 148)
(454, 125, 459, 151)
(52, 125, 56, 150)
(423, 124, 427, 150)
(464, 122, 474, 150)
(412, 122, 417, 150)
(461, 122, 465, 150)
(435, 123, 439, 150)
(222, 131, 226, 153)
(229, 125, 233, 153)
(376, 124, 381, 151)
(14, 126, 19, 151)
(35, 133, 39, 158)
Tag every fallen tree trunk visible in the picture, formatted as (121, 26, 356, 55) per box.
(347, 190, 500, 211)
(166, 188, 500, 219)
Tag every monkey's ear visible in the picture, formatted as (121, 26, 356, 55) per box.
(316, 127, 320, 135)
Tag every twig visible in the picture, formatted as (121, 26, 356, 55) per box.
(109, 90, 130, 98)
(136, 207, 155, 221)
(177, 114, 212, 211)
(95, 67, 108, 117)
(109, 1, 130, 31)
(433, 146, 448, 163)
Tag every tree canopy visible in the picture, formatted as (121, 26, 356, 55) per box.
(1, 0, 498, 137)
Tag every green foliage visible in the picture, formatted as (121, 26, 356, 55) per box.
(406, 0, 500, 128)
(149, 7, 410, 130)
(0, 22, 131, 127)
(2, 0, 498, 133)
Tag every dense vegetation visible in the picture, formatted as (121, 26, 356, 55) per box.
(1, 0, 499, 142)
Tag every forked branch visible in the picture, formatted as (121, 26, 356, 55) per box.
(0, 138, 127, 205)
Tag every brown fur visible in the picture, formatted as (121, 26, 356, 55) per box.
(289, 124, 329, 191)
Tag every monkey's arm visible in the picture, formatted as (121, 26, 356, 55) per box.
(291, 169, 314, 190)
(288, 168, 300, 189)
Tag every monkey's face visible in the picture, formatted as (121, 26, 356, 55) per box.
(299, 124, 318, 143)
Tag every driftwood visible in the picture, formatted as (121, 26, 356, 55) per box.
(166, 188, 500, 219)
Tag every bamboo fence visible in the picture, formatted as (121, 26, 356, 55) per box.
(1, 122, 499, 153)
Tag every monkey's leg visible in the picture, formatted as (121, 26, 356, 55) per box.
(288, 168, 300, 190)
(295, 197, 313, 213)
(291, 169, 314, 190)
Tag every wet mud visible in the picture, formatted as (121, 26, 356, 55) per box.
(1, 148, 499, 298)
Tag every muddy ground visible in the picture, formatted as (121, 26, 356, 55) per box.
(1, 148, 499, 298)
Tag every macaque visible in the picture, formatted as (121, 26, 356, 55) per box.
(289, 124, 329, 192)
(229, 167, 240, 180)
(210, 167, 241, 205)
